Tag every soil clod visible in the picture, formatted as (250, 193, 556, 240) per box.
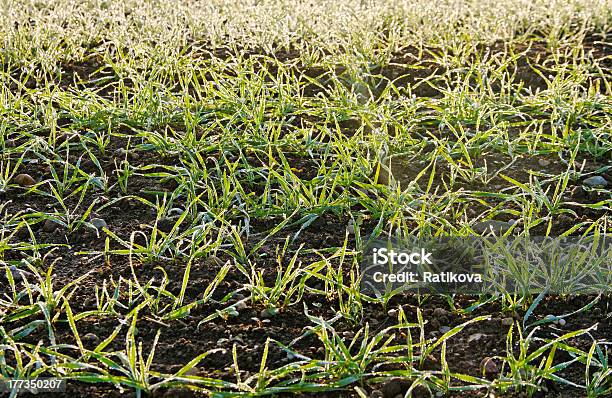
(583, 175, 608, 188)
(380, 377, 411, 398)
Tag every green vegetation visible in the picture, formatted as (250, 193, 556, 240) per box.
(0, 1, 610, 397)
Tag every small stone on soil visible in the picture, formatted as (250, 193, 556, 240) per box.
(168, 207, 184, 217)
(501, 317, 514, 327)
(82, 333, 100, 345)
(538, 158, 551, 167)
(557, 318, 566, 326)
(14, 173, 36, 187)
(439, 326, 451, 333)
(347, 223, 355, 235)
(583, 175, 608, 188)
(42, 219, 61, 233)
(260, 307, 278, 318)
(420, 354, 439, 370)
(387, 308, 397, 317)
(480, 357, 499, 376)
(468, 333, 486, 343)
(90, 218, 107, 230)
(114, 148, 128, 157)
(7, 266, 35, 282)
(231, 335, 244, 345)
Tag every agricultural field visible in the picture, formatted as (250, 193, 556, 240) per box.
(0, 0, 611, 397)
